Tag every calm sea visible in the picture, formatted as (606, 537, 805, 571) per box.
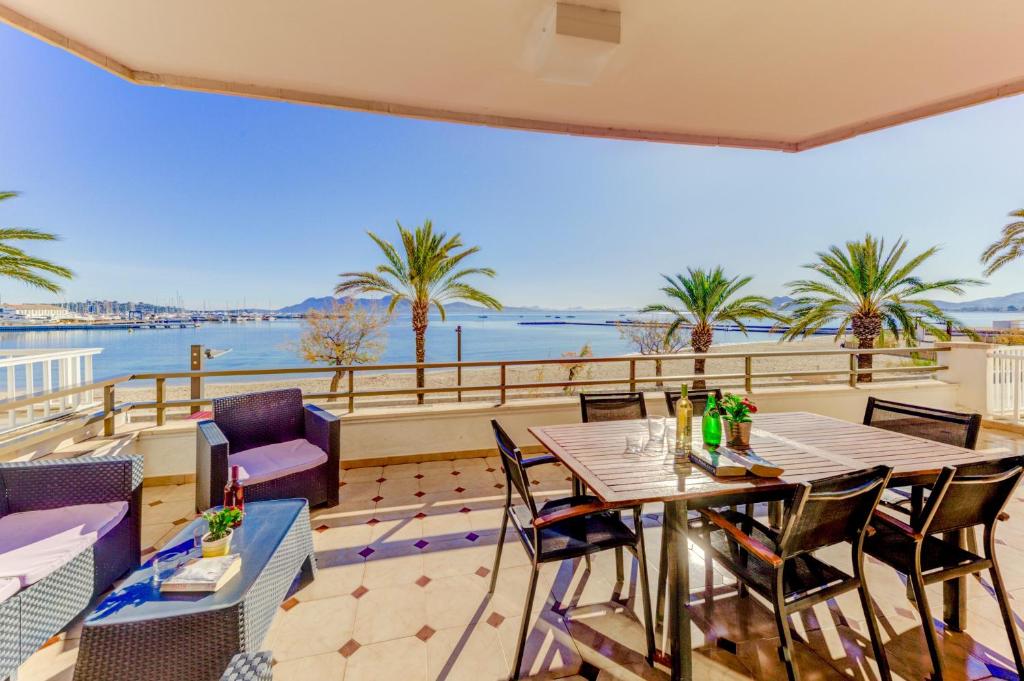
(0, 310, 1015, 381)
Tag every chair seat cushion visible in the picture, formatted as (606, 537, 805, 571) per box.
(231, 438, 327, 486)
(0, 577, 20, 603)
(512, 495, 637, 562)
(0, 501, 128, 588)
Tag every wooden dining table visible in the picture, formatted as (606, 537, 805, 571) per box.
(529, 411, 994, 681)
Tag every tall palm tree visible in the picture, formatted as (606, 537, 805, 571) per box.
(336, 220, 501, 403)
(981, 209, 1024, 275)
(783, 234, 979, 382)
(0, 192, 73, 292)
(640, 267, 785, 388)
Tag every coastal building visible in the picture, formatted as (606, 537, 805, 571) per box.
(0, 302, 73, 321)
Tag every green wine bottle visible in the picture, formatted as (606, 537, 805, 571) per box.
(701, 393, 722, 448)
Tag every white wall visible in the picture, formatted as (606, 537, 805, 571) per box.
(134, 379, 959, 478)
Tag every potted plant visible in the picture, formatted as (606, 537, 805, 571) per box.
(720, 393, 757, 447)
(201, 507, 243, 558)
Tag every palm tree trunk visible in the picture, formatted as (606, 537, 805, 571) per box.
(328, 368, 347, 403)
(412, 302, 429, 404)
(852, 314, 881, 384)
(690, 324, 713, 390)
(655, 358, 663, 388)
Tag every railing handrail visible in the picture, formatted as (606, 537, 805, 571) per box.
(0, 345, 946, 439)
(130, 346, 932, 380)
(0, 347, 103, 368)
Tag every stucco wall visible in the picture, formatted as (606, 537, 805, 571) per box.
(135, 379, 959, 479)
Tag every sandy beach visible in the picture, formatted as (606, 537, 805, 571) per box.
(116, 337, 931, 414)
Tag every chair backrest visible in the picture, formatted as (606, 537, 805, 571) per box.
(778, 465, 892, 558)
(664, 388, 723, 417)
(863, 397, 981, 450)
(214, 388, 305, 452)
(579, 392, 647, 422)
(491, 420, 538, 519)
(919, 456, 1024, 536)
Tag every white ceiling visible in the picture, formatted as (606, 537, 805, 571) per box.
(4, 0, 1024, 151)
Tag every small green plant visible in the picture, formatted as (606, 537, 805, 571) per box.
(719, 393, 757, 423)
(203, 508, 243, 540)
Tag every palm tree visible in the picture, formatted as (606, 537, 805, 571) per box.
(783, 234, 980, 382)
(0, 192, 73, 292)
(640, 267, 785, 388)
(981, 209, 1024, 275)
(336, 220, 501, 403)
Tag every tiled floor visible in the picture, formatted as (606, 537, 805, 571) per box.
(17, 428, 1024, 680)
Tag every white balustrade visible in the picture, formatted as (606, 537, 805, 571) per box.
(990, 347, 1024, 422)
(0, 348, 102, 430)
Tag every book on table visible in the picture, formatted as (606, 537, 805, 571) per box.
(160, 555, 242, 593)
(689, 446, 783, 478)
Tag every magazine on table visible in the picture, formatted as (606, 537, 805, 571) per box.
(160, 555, 242, 593)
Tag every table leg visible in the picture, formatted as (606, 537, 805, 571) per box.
(665, 499, 691, 681)
(943, 529, 967, 631)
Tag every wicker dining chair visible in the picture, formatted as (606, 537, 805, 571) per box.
(864, 397, 982, 518)
(863, 456, 1024, 680)
(698, 466, 894, 681)
(663, 387, 723, 417)
(489, 420, 655, 680)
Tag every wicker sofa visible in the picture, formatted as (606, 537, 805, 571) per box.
(196, 389, 340, 512)
(0, 455, 142, 680)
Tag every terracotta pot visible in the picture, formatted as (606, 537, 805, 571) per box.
(726, 420, 752, 447)
(201, 529, 233, 558)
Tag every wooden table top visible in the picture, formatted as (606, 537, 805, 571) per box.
(528, 411, 994, 506)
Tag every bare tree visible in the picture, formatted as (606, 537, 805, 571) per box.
(294, 300, 389, 400)
(617, 321, 687, 387)
(561, 343, 593, 396)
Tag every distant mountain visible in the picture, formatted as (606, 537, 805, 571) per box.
(770, 296, 793, 309)
(934, 292, 1024, 312)
(276, 296, 595, 315)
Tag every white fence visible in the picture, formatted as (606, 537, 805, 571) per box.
(0, 348, 102, 429)
(990, 346, 1024, 421)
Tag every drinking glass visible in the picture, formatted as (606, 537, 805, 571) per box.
(647, 417, 666, 442)
(625, 433, 645, 455)
(153, 551, 185, 585)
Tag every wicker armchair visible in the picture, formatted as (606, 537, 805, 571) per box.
(0, 455, 142, 680)
(196, 389, 340, 512)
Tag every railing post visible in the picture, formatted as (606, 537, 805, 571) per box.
(6, 366, 15, 428)
(103, 384, 115, 436)
(500, 364, 507, 405)
(347, 370, 355, 414)
(1015, 358, 1021, 423)
(629, 359, 636, 393)
(155, 377, 166, 426)
(744, 356, 753, 393)
(848, 352, 858, 387)
(456, 325, 463, 403)
(190, 344, 203, 415)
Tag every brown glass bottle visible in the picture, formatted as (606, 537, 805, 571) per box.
(223, 464, 244, 526)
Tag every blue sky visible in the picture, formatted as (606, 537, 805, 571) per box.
(1, 23, 1023, 310)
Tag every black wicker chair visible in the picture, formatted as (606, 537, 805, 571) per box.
(196, 389, 340, 512)
(489, 420, 655, 680)
(864, 456, 1024, 680)
(663, 387, 723, 417)
(698, 466, 894, 681)
(0, 456, 142, 680)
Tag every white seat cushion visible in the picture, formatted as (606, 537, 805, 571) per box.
(0, 577, 20, 603)
(0, 501, 128, 588)
(231, 438, 327, 486)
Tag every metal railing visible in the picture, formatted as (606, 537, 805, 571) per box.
(0, 348, 102, 429)
(0, 346, 944, 439)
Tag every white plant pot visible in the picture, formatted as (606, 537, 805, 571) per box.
(201, 529, 233, 558)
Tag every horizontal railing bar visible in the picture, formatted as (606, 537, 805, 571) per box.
(0, 375, 133, 412)
(129, 346, 944, 380)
